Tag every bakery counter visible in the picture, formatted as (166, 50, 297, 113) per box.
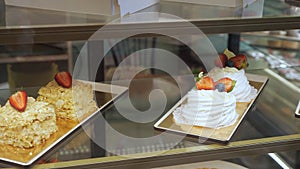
(0, 68, 299, 168)
(0, 0, 299, 167)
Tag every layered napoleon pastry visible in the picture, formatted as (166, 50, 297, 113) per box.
(208, 67, 257, 102)
(173, 89, 238, 129)
(0, 97, 57, 148)
(37, 80, 98, 121)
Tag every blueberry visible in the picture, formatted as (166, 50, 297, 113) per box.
(215, 83, 226, 92)
(227, 60, 235, 67)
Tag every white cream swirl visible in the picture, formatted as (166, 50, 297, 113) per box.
(208, 67, 257, 102)
(173, 89, 238, 129)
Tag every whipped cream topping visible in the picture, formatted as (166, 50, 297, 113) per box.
(173, 89, 238, 129)
(208, 67, 257, 102)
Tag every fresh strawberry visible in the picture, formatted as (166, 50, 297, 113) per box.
(54, 71, 72, 88)
(196, 76, 214, 90)
(9, 91, 27, 112)
(228, 53, 248, 70)
(214, 77, 236, 92)
(214, 53, 228, 68)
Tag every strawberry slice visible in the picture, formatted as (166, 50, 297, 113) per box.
(54, 71, 72, 88)
(9, 91, 27, 112)
(196, 76, 215, 90)
(228, 53, 248, 70)
(214, 77, 236, 92)
(214, 53, 228, 68)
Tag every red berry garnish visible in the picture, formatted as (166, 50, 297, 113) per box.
(214, 53, 228, 68)
(9, 91, 27, 112)
(214, 77, 236, 92)
(228, 53, 248, 70)
(54, 71, 72, 88)
(196, 76, 215, 90)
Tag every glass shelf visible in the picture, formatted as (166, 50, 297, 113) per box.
(0, 0, 300, 44)
(241, 31, 300, 88)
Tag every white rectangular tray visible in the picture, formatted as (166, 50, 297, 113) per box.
(0, 82, 127, 166)
(154, 74, 268, 142)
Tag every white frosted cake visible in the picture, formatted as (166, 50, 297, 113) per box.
(37, 80, 98, 121)
(208, 67, 257, 102)
(0, 97, 57, 148)
(173, 89, 238, 129)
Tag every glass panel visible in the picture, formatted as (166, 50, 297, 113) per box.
(0, 0, 299, 29)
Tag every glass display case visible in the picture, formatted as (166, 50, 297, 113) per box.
(0, 0, 299, 168)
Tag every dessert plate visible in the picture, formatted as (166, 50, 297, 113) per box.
(0, 82, 127, 166)
(154, 73, 268, 142)
(152, 160, 248, 169)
